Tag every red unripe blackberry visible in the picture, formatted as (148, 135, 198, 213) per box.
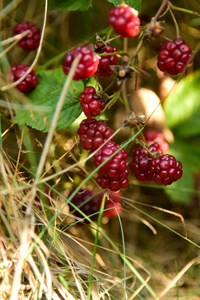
(94, 141, 129, 191)
(79, 86, 105, 118)
(109, 5, 140, 38)
(129, 143, 162, 181)
(157, 38, 192, 75)
(63, 46, 99, 81)
(95, 45, 118, 77)
(149, 154, 183, 185)
(9, 64, 38, 93)
(100, 191, 122, 219)
(13, 21, 41, 51)
(139, 129, 169, 154)
(68, 189, 100, 221)
(78, 118, 113, 152)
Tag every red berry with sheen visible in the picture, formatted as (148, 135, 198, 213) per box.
(13, 21, 41, 51)
(63, 46, 99, 81)
(149, 154, 183, 185)
(129, 143, 162, 181)
(139, 129, 169, 154)
(100, 191, 122, 219)
(10, 64, 38, 94)
(94, 141, 129, 191)
(109, 5, 140, 38)
(79, 86, 105, 118)
(78, 118, 113, 152)
(96, 45, 118, 77)
(157, 38, 192, 75)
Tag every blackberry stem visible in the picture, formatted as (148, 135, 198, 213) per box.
(154, 0, 170, 21)
(136, 138, 156, 158)
(169, 7, 180, 39)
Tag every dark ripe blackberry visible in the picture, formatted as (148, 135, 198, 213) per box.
(157, 38, 192, 75)
(109, 5, 140, 38)
(79, 86, 105, 118)
(77, 118, 113, 152)
(95, 45, 118, 77)
(94, 141, 129, 191)
(63, 46, 99, 81)
(13, 21, 40, 51)
(9, 64, 38, 93)
(68, 189, 100, 221)
(129, 142, 162, 181)
(149, 154, 183, 185)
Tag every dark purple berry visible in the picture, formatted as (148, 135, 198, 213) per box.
(9, 64, 38, 93)
(68, 189, 100, 222)
(13, 21, 40, 51)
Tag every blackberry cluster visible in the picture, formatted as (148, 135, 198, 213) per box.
(13, 21, 40, 51)
(79, 86, 105, 118)
(149, 154, 183, 185)
(63, 46, 100, 81)
(130, 144, 183, 185)
(130, 143, 161, 181)
(157, 38, 192, 75)
(94, 141, 129, 191)
(78, 118, 113, 152)
(109, 5, 140, 38)
(95, 45, 118, 77)
(10, 64, 38, 93)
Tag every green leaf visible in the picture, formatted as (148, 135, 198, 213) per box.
(13, 68, 84, 132)
(107, 0, 141, 11)
(165, 138, 200, 203)
(47, 0, 92, 11)
(163, 70, 200, 136)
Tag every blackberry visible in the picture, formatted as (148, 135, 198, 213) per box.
(79, 86, 105, 118)
(149, 154, 183, 185)
(68, 189, 100, 221)
(109, 5, 140, 38)
(78, 118, 113, 152)
(94, 141, 129, 191)
(129, 143, 162, 181)
(95, 45, 118, 77)
(157, 38, 192, 75)
(9, 64, 38, 93)
(63, 46, 99, 81)
(13, 21, 40, 51)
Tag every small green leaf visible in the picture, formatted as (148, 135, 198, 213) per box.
(165, 138, 200, 203)
(47, 0, 92, 11)
(163, 70, 200, 135)
(13, 68, 85, 132)
(107, 0, 141, 11)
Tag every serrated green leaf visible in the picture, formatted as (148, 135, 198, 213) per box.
(13, 68, 84, 132)
(165, 138, 200, 203)
(47, 0, 92, 11)
(107, 0, 141, 11)
(163, 71, 200, 136)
